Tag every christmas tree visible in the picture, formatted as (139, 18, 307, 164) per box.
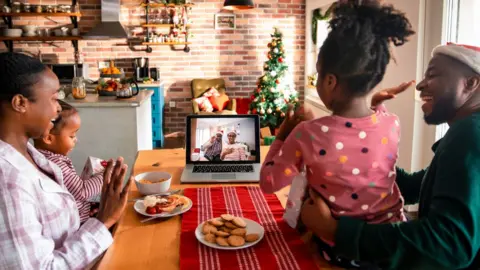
(249, 27, 299, 131)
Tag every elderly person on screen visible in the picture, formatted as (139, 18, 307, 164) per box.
(202, 131, 223, 161)
(221, 131, 247, 161)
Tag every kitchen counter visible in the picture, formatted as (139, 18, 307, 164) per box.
(68, 90, 153, 176)
(64, 90, 153, 108)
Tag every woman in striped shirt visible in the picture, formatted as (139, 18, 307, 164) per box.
(34, 100, 103, 223)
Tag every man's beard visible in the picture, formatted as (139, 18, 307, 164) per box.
(424, 90, 457, 125)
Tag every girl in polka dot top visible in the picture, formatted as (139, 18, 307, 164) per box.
(260, 2, 414, 267)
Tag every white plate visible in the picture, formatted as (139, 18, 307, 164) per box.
(134, 195, 193, 218)
(195, 218, 265, 250)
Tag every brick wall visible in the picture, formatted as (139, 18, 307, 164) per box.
(0, 0, 306, 133)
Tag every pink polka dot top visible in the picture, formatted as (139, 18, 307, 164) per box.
(260, 105, 406, 224)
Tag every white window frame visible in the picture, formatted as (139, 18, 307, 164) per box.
(434, 0, 459, 141)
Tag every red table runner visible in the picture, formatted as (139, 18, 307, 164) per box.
(180, 186, 317, 270)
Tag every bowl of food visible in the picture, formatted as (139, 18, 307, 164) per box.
(134, 171, 172, 195)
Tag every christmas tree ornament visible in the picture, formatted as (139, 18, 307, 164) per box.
(273, 48, 279, 54)
(267, 53, 272, 59)
(268, 43, 271, 48)
(252, 108, 257, 114)
(261, 97, 266, 102)
(256, 88, 261, 93)
(262, 76, 268, 82)
(270, 71, 277, 77)
(264, 64, 269, 70)
(250, 94, 255, 100)
(280, 112, 285, 117)
(272, 41, 277, 47)
(276, 107, 281, 112)
(260, 108, 265, 114)
(275, 79, 280, 84)
(267, 108, 272, 114)
(294, 97, 299, 102)
(278, 57, 283, 63)
(270, 87, 275, 92)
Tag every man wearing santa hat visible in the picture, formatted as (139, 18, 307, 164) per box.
(202, 131, 223, 161)
(301, 43, 480, 269)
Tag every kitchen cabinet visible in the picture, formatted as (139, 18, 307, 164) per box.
(138, 82, 165, 148)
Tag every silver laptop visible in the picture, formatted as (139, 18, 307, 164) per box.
(180, 114, 261, 183)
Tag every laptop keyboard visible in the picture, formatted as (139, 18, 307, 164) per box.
(193, 165, 254, 173)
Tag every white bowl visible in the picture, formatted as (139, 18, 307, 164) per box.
(22, 25, 37, 33)
(3, 28, 22, 37)
(134, 171, 172, 195)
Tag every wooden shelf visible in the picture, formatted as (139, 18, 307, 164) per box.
(142, 41, 191, 45)
(0, 12, 82, 17)
(141, 23, 190, 28)
(0, 36, 82, 41)
(140, 3, 194, 8)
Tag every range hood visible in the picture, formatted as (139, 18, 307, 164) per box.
(83, 0, 128, 39)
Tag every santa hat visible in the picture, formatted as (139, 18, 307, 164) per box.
(432, 42, 480, 75)
(215, 130, 223, 136)
(227, 130, 237, 136)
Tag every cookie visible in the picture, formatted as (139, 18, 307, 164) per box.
(220, 226, 232, 233)
(224, 221, 238, 229)
(230, 228, 247, 237)
(209, 218, 224, 227)
(202, 223, 218, 235)
(227, 235, 245, 247)
(245, 234, 260, 242)
(215, 230, 230, 237)
(221, 214, 234, 221)
(232, 217, 247, 228)
(204, 233, 216, 243)
(216, 237, 230, 247)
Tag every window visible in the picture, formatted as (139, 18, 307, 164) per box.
(436, 0, 480, 140)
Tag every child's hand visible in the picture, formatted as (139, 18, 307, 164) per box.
(371, 80, 415, 108)
(276, 105, 314, 141)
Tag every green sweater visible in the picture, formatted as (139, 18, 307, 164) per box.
(335, 112, 480, 270)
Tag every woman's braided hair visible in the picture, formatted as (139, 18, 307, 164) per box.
(319, 0, 415, 95)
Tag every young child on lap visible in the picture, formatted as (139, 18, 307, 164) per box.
(35, 100, 103, 223)
(260, 1, 414, 268)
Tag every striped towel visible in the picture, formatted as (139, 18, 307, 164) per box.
(180, 186, 317, 270)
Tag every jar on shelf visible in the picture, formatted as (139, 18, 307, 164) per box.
(72, 77, 87, 99)
(34, 5, 42, 13)
(12, 2, 21, 13)
(23, 3, 31, 12)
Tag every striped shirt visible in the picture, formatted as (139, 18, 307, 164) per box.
(0, 140, 112, 269)
(38, 149, 103, 223)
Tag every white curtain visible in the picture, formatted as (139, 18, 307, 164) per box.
(196, 128, 210, 149)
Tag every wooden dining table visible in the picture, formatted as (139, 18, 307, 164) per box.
(95, 146, 340, 270)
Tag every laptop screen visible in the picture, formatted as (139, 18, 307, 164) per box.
(186, 115, 260, 164)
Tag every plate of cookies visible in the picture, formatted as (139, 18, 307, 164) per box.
(195, 214, 264, 250)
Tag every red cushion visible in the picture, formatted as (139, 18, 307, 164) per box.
(208, 93, 229, 112)
(235, 98, 251, 114)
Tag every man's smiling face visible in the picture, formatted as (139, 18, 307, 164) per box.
(416, 54, 475, 125)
